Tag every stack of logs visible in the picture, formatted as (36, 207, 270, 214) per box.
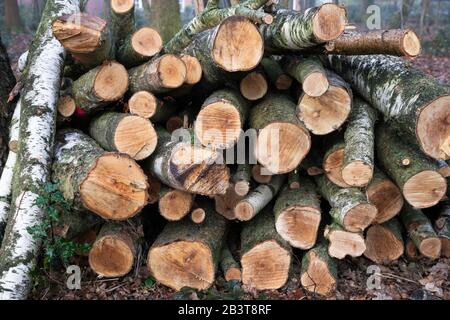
(8, 0, 450, 297)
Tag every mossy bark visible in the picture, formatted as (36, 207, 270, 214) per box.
(0, 0, 80, 300)
(220, 244, 241, 281)
(260, 57, 292, 90)
(327, 54, 450, 160)
(110, 1, 135, 52)
(282, 56, 327, 86)
(89, 112, 127, 151)
(435, 204, 450, 258)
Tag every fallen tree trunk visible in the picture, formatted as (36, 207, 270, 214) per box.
(324, 223, 366, 259)
(260, 4, 347, 53)
(300, 240, 337, 296)
(89, 112, 158, 161)
(0, 0, 80, 300)
(240, 208, 292, 290)
(117, 27, 163, 68)
(52, 13, 112, 68)
(0, 102, 20, 242)
(72, 61, 129, 114)
(195, 89, 249, 150)
(364, 218, 404, 264)
(260, 57, 292, 90)
(434, 204, 450, 258)
(314, 174, 377, 232)
(282, 56, 329, 97)
(313, 29, 421, 57)
(52, 129, 149, 220)
(297, 70, 352, 135)
(184, 16, 264, 86)
(89, 221, 140, 278)
(328, 54, 450, 161)
(144, 127, 230, 196)
(235, 174, 285, 221)
(147, 210, 228, 291)
(250, 94, 311, 174)
(341, 98, 377, 187)
(274, 177, 321, 249)
(128, 54, 187, 94)
(401, 204, 441, 259)
(158, 185, 194, 221)
(220, 243, 241, 282)
(376, 125, 447, 209)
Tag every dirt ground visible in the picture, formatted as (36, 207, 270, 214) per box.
(6, 33, 450, 301)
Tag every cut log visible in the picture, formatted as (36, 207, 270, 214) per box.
(314, 174, 377, 232)
(376, 125, 447, 209)
(220, 244, 241, 282)
(300, 241, 337, 296)
(233, 164, 251, 197)
(287, 169, 300, 189)
(214, 183, 244, 220)
(0, 0, 79, 300)
(52, 129, 148, 220)
(52, 13, 112, 68)
(128, 92, 178, 123)
(146, 173, 162, 205)
(251, 164, 272, 184)
(53, 208, 101, 241)
(405, 236, 421, 260)
(297, 70, 352, 135)
(195, 89, 249, 149)
(128, 54, 187, 94)
(328, 54, 450, 161)
(241, 208, 292, 290)
(322, 133, 350, 188)
(72, 61, 129, 114)
(57, 95, 76, 118)
(89, 222, 139, 278)
(316, 29, 421, 57)
(117, 27, 163, 68)
(0, 102, 20, 242)
(366, 168, 404, 224)
(274, 176, 321, 249)
(260, 57, 292, 90)
(147, 210, 228, 291)
(363, 218, 405, 264)
(180, 54, 202, 85)
(401, 204, 441, 259)
(260, 4, 347, 53)
(110, 0, 135, 50)
(324, 223, 366, 259)
(191, 208, 206, 224)
(240, 70, 268, 101)
(89, 112, 157, 161)
(184, 16, 264, 86)
(435, 204, 450, 258)
(158, 185, 194, 221)
(341, 98, 377, 187)
(144, 127, 230, 196)
(436, 160, 450, 178)
(250, 94, 311, 174)
(282, 56, 329, 97)
(235, 174, 285, 221)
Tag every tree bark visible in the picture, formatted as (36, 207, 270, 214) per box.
(150, 0, 182, 44)
(5, 0, 23, 32)
(110, 0, 135, 54)
(375, 124, 447, 209)
(240, 208, 292, 290)
(327, 54, 450, 161)
(235, 174, 286, 221)
(232, 164, 251, 197)
(194, 89, 249, 150)
(260, 57, 292, 90)
(52, 129, 149, 220)
(314, 174, 377, 233)
(435, 204, 450, 258)
(250, 94, 311, 174)
(89, 112, 157, 161)
(220, 243, 241, 282)
(144, 127, 230, 196)
(274, 176, 321, 249)
(0, 0, 79, 300)
(364, 218, 404, 264)
(401, 204, 441, 259)
(260, 4, 347, 53)
(147, 210, 228, 291)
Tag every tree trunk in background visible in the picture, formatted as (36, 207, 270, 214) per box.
(279, 0, 290, 9)
(391, 0, 414, 28)
(0, 34, 16, 172)
(33, 0, 46, 28)
(193, 0, 207, 15)
(419, 0, 431, 35)
(5, 0, 23, 32)
(150, 0, 182, 44)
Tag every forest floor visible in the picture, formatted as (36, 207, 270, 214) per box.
(5, 33, 450, 301)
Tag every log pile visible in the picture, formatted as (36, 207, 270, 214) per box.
(0, 0, 449, 300)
